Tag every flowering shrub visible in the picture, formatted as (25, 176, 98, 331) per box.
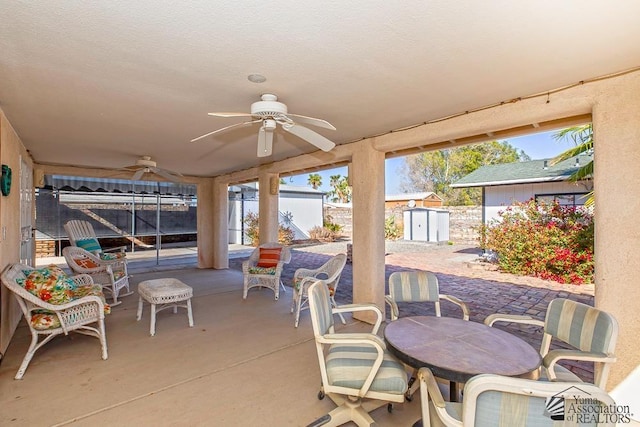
(243, 211, 295, 246)
(479, 199, 594, 284)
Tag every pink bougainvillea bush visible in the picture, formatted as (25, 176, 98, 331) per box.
(479, 199, 594, 284)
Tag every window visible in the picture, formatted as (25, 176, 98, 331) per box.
(535, 192, 588, 207)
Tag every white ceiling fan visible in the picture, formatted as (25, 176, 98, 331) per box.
(122, 156, 183, 182)
(190, 93, 336, 157)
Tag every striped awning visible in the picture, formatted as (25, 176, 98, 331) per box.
(43, 175, 197, 195)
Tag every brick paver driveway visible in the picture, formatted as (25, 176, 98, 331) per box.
(230, 240, 596, 382)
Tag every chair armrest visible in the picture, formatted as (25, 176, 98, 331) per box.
(543, 349, 616, 380)
(27, 294, 105, 313)
(102, 245, 127, 253)
(294, 268, 319, 279)
(320, 332, 386, 349)
(70, 274, 95, 287)
(333, 303, 383, 334)
(384, 295, 400, 321)
(440, 294, 470, 320)
(484, 313, 545, 327)
(418, 367, 446, 409)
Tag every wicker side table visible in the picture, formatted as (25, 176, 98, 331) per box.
(136, 278, 194, 336)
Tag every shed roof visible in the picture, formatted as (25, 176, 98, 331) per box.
(450, 153, 592, 188)
(385, 192, 442, 201)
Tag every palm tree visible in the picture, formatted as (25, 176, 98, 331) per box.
(552, 124, 593, 206)
(307, 173, 322, 189)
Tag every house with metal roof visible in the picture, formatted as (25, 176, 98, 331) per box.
(451, 153, 592, 224)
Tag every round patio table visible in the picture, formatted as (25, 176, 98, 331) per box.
(384, 316, 541, 402)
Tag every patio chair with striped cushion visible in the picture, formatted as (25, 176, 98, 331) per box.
(385, 270, 470, 321)
(307, 280, 407, 427)
(417, 367, 617, 427)
(485, 298, 618, 389)
(242, 242, 291, 300)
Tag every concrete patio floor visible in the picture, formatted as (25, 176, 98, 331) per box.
(1, 241, 597, 426)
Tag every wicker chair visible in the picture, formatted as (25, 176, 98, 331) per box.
(291, 253, 347, 328)
(242, 242, 291, 300)
(1, 263, 109, 379)
(63, 246, 132, 306)
(417, 367, 617, 427)
(307, 280, 407, 426)
(485, 298, 618, 389)
(64, 219, 127, 254)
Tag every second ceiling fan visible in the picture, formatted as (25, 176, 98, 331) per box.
(191, 94, 336, 157)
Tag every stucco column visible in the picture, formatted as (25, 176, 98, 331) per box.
(351, 141, 386, 323)
(258, 172, 280, 244)
(196, 178, 215, 268)
(212, 177, 229, 269)
(593, 73, 640, 389)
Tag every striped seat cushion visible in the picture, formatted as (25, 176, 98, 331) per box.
(257, 247, 282, 267)
(76, 238, 102, 254)
(326, 344, 408, 395)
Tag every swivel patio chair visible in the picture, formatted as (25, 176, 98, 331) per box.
(385, 270, 470, 321)
(291, 253, 347, 327)
(417, 367, 617, 427)
(1, 263, 109, 379)
(64, 219, 127, 257)
(242, 242, 291, 300)
(385, 270, 470, 399)
(63, 246, 132, 306)
(485, 297, 618, 389)
(307, 280, 408, 427)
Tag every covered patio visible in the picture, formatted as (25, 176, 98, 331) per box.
(1, 242, 599, 425)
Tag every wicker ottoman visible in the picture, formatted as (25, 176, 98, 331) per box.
(136, 278, 194, 336)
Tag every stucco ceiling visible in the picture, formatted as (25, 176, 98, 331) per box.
(1, 1, 639, 179)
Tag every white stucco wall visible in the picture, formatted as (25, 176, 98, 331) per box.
(483, 180, 592, 223)
(228, 189, 323, 243)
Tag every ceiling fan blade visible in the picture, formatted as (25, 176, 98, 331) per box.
(286, 113, 336, 130)
(207, 112, 254, 118)
(131, 169, 145, 181)
(282, 123, 336, 152)
(152, 167, 183, 183)
(257, 127, 274, 157)
(190, 119, 262, 143)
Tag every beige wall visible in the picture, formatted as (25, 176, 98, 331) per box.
(0, 108, 33, 356)
(592, 73, 640, 389)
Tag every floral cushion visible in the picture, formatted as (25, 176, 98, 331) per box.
(100, 252, 126, 261)
(76, 238, 102, 254)
(30, 310, 62, 330)
(17, 265, 77, 305)
(248, 266, 277, 275)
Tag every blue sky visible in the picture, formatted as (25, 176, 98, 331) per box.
(286, 130, 577, 194)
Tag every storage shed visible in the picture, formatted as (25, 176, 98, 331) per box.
(403, 208, 450, 243)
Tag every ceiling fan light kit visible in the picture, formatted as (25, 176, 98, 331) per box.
(191, 94, 336, 157)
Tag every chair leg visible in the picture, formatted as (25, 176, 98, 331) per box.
(15, 331, 40, 380)
(294, 292, 303, 328)
(186, 299, 194, 327)
(98, 318, 109, 360)
(136, 296, 144, 320)
(150, 303, 157, 336)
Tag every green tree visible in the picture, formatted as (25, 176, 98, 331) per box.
(551, 124, 593, 206)
(327, 174, 351, 203)
(400, 141, 529, 205)
(307, 173, 322, 189)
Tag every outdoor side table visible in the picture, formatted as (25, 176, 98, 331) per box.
(137, 278, 194, 336)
